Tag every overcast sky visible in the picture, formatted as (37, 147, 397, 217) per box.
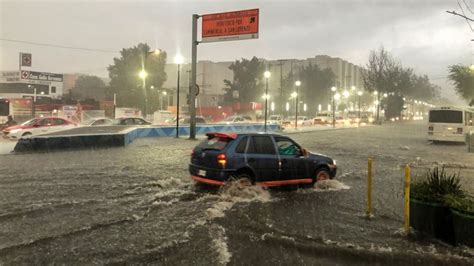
(1, 0, 473, 103)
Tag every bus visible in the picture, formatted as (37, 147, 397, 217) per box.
(427, 106, 474, 143)
(0, 98, 13, 124)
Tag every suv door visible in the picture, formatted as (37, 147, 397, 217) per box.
(274, 136, 310, 181)
(245, 136, 279, 182)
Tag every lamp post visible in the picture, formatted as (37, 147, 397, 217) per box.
(264, 71, 271, 132)
(331, 86, 337, 128)
(357, 91, 363, 126)
(139, 69, 148, 117)
(294, 80, 301, 129)
(174, 54, 184, 138)
(161, 91, 167, 110)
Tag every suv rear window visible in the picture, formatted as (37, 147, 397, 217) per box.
(197, 136, 231, 151)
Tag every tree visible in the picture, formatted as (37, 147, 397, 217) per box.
(107, 43, 167, 114)
(448, 65, 474, 106)
(222, 57, 265, 106)
(363, 46, 441, 120)
(296, 63, 336, 114)
(72, 75, 106, 101)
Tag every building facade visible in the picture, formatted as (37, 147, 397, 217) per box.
(0, 70, 64, 100)
(163, 55, 364, 108)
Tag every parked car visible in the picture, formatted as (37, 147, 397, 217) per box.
(113, 117, 151, 126)
(268, 115, 283, 124)
(220, 116, 252, 124)
(179, 116, 208, 124)
(84, 118, 114, 126)
(288, 116, 313, 126)
(313, 112, 332, 125)
(2, 117, 77, 139)
(189, 132, 337, 187)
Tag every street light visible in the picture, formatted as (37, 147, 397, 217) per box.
(357, 91, 363, 126)
(294, 80, 301, 129)
(264, 71, 271, 132)
(161, 91, 168, 110)
(138, 69, 148, 117)
(174, 53, 184, 138)
(343, 90, 350, 98)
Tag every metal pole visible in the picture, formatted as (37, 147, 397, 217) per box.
(32, 88, 36, 117)
(295, 86, 298, 130)
(176, 64, 180, 138)
(358, 95, 361, 127)
(264, 77, 269, 132)
(160, 93, 163, 110)
(113, 93, 116, 119)
(367, 158, 373, 217)
(376, 93, 380, 124)
(404, 165, 411, 234)
(332, 96, 335, 128)
(189, 14, 199, 140)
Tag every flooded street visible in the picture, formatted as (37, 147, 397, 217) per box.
(0, 122, 473, 265)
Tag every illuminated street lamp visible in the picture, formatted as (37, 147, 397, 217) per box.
(174, 53, 184, 138)
(139, 69, 148, 116)
(161, 91, 168, 110)
(351, 86, 356, 91)
(343, 90, 350, 98)
(294, 80, 301, 129)
(264, 71, 271, 132)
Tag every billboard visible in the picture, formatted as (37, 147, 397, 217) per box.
(201, 8, 259, 43)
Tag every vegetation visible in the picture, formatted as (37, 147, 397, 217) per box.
(222, 57, 265, 106)
(445, 194, 474, 213)
(411, 166, 463, 203)
(72, 75, 106, 101)
(448, 65, 474, 106)
(362, 47, 440, 119)
(107, 43, 167, 114)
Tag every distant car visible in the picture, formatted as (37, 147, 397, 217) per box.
(84, 118, 113, 127)
(189, 132, 337, 187)
(179, 116, 208, 124)
(288, 116, 313, 126)
(2, 117, 77, 139)
(113, 117, 151, 126)
(220, 116, 252, 124)
(268, 115, 283, 124)
(313, 113, 332, 125)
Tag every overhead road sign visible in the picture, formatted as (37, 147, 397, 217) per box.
(201, 9, 259, 43)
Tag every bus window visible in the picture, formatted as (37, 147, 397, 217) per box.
(428, 110, 462, 124)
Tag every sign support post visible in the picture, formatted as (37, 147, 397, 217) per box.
(189, 9, 259, 140)
(190, 14, 199, 140)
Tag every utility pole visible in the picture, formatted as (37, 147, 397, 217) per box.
(276, 59, 288, 115)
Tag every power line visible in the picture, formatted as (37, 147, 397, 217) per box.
(462, 0, 474, 14)
(0, 38, 119, 53)
(455, 0, 474, 31)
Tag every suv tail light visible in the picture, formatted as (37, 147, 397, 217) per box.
(191, 149, 195, 156)
(457, 128, 463, 134)
(217, 153, 226, 168)
(428, 126, 433, 131)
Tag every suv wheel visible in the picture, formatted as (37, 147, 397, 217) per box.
(314, 168, 331, 183)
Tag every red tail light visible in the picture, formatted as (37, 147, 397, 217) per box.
(191, 149, 195, 156)
(217, 153, 226, 168)
(457, 128, 463, 134)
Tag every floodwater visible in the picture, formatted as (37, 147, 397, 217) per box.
(0, 122, 473, 264)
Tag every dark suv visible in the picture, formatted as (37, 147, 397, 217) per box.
(189, 132, 337, 187)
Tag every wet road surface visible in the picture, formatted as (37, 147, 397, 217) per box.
(0, 122, 473, 265)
